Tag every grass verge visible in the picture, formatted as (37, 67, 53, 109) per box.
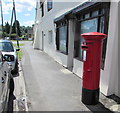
(13, 43, 24, 60)
(13, 43, 25, 47)
(17, 49, 23, 60)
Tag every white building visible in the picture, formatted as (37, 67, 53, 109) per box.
(33, 0, 119, 98)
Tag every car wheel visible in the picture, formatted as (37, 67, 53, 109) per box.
(12, 60, 19, 74)
(10, 78, 14, 95)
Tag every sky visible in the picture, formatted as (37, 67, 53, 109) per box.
(1, 0, 36, 27)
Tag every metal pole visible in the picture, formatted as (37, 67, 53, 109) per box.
(9, 9, 14, 39)
(0, 0, 4, 39)
(13, 0, 19, 48)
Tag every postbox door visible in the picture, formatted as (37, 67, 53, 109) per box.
(82, 42, 94, 90)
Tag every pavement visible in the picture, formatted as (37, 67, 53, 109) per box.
(7, 61, 28, 112)
(8, 41, 120, 112)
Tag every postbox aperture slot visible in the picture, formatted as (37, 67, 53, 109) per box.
(81, 46, 88, 49)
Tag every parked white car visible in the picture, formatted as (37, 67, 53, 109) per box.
(0, 40, 19, 74)
(0, 51, 14, 112)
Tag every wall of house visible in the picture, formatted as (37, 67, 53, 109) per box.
(33, 0, 41, 49)
(73, 59, 83, 78)
(100, 2, 119, 97)
(34, 0, 84, 66)
(34, 1, 119, 97)
(118, 1, 120, 98)
(67, 19, 75, 70)
(72, 2, 119, 97)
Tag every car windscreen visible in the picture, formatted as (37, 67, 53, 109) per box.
(0, 42, 14, 52)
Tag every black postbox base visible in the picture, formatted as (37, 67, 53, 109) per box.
(82, 88, 99, 105)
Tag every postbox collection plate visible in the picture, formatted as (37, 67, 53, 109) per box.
(83, 50, 87, 61)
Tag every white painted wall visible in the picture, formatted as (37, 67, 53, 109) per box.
(100, 2, 118, 96)
(34, 1, 119, 97)
(73, 2, 119, 97)
(73, 59, 83, 78)
(67, 19, 75, 70)
(34, 0, 84, 65)
(33, 0, 41, 49)
(118, 1, 120, 97)
(118, 6, 120, 97)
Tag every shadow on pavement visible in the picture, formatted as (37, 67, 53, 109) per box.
(12, 64, 21, 78)
(7, 94, 16, 112)
(86, 102, 114, 113)
(7, 71, 20, 112)
(12, 73, 19, 78)
(107, 94, 120, 104)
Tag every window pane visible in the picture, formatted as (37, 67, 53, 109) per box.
(79, 18, 98, 59)
(47, 0, 52, 11)
(99, 16, 105, 69)
(41, 3, 44, 17)
(81, 18, 98, 33)
(100, 9, 105, 15)
(48, 30, 53, 44)
(59, 26, 67, 53)
(92, 10, 99, 17)
(84, 13, 90, 19)
(99, 16, 104, 33)
(80, 15, 84, 20)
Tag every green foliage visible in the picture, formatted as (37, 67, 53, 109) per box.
(13, 43, 24, 60)
(20, 26, 26, 35)
(21, 35, 25, 38)
(0, 31, 2, 38)
(3, 32, 8, 37)
(12, 20, 21, 36)
(10, 33, 17, 39)
(13, 43, 25, 47)
(20, 26, 33, 39)
(11, 33, 17, 37)
(5, 22, 10, 34)
(17, 49, 23, 60)
(2, 21, 33, 40)
(0, 31, 8, 38)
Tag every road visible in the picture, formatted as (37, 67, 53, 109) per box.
(20, 41, 89, 111)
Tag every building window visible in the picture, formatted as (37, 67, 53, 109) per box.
(79, 18, 98, 59)
(48, 30, 53, 44)
(56, 21, 68, 54)
(74, 3, 110, 69)
(40, 2, 44, 17)
(59, 26, 67, 52)
(47, 0, 52, 11)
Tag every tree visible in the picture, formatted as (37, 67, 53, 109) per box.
(5, 22, 10, 34)
(3, 32, 8, 37)
(20, 26, 26, 35)
(11, 33, 17, 40)
(12, 20, 21, 36)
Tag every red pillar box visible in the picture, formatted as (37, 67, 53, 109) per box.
(81, 32, 106, 105)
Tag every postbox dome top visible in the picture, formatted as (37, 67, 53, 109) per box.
(81, 32, 107, 40)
